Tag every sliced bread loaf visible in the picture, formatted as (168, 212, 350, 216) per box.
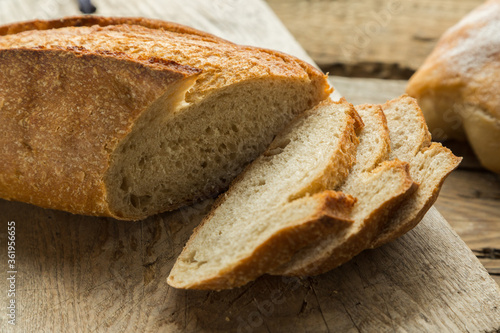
(167, 99, 362, 290)
(271, 104, 418, 276)
(0, 16, 331, 220)
(370, 95, 462, 248)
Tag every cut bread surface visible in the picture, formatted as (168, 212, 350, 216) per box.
(271, 103, 417, 276)
(106, 75, 323, 219)
(370, 95, 461, 248)
(167, 99, 361, 290)
(383, 95, 432, 162)
(0, 18, 331, 219)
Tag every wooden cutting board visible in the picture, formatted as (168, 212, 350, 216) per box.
(0, 0, 499, 332)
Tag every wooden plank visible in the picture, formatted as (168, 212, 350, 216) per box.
(267, 0, 483, 75)
(330, 75, 407, 105)
(437, 169, 500, 286)
(436, 170, 500, 225)
(0, 0, 311, 63)
(1, 200, 499, 332)
(0, 0, 499, 332)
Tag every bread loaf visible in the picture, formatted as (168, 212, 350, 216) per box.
(406, 0, 500, 174)
(0, 16, 331, 220)
(168, 99, 361, 290)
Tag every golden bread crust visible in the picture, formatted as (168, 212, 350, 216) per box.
(0, 16, 227, 41)
(0, 47, 196, 217)
(0, 16, 330, 100)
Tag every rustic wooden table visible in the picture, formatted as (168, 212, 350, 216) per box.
(0, 0, 499, 332)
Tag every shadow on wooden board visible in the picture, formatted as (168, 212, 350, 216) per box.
(0, 198, 499, 332)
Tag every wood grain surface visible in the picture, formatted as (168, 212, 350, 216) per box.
(0, 0, 499, 332)
(1, 200, 499, 332)
(267, 0, 484, 77)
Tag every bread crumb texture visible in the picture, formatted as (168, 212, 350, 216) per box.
(168, 100, 360, 289)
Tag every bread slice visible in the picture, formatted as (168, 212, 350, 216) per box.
(270, 104, 417, 276)
(167, 99, 362, 290)
(370, 95, 462, 247)
(0, 16, 331, 220)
